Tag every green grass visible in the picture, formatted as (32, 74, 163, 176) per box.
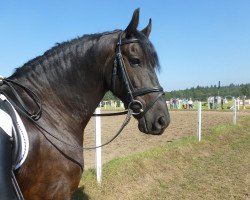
(74, 116, 250, 200)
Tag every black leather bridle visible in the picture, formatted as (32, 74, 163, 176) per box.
(0, 31, 165, 151)
(111, 31, 164, 116)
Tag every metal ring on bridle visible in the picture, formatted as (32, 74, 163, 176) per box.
(0, 75, 4, 86)
(128, 100, 144, 115)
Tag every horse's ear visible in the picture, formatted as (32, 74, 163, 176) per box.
(141, 18, 152, 38)
(124, 8, 140, 37)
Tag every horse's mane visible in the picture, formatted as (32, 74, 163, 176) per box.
(10, 29, 160, 78)
(10, 30, 121, 78)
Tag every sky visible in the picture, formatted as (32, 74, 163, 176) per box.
(1, 0, 250, 91)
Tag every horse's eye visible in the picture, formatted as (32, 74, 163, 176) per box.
(129, 58, 140, 67)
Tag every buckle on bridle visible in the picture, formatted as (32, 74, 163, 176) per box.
(0, 75, 4, 86)
(128, 100, 144, 115)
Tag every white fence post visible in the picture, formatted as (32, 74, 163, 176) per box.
(233, 99, 237, 126)
(94, 107, 102, 183)
(197, 101, 202, 141)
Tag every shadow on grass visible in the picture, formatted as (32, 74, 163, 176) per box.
(71, 187, 89, 200)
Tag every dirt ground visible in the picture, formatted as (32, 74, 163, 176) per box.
(83, 110, 250, 169)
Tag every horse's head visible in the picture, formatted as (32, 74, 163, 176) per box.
(107, 9, 170, 135)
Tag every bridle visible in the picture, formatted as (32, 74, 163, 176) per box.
(111, 31, 164, 116)
(0, 31, 165, 151)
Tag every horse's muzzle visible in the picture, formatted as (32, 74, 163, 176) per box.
(138, 113, 170, 135)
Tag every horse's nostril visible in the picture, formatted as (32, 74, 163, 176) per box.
(158, 116, 166, 127)
(150, 116, 168, 134)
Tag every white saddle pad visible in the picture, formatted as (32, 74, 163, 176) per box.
(0, 94, 29, 169)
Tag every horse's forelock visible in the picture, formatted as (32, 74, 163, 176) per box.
(134, 31, 160, 71)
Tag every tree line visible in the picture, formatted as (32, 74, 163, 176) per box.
(102, 83, 250, 101)
(165, 83, 250, 101)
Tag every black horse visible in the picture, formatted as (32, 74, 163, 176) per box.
(0, 9, 170, 199)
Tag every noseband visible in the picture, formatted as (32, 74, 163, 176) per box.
(112, 32, 164, 116)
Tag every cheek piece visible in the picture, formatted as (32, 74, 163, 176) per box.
(112, 31, 164, 116)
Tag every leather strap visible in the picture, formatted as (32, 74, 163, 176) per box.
(132, 87, 163, 97)
(1, 78, 42, 121)
(92, 110, 128, 117)
(113, 31, 165, 116)
(120, 38, 139, 46)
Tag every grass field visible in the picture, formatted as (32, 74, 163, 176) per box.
(74, 115, 250, 200)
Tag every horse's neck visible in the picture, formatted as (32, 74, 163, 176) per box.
(10, 38, 113, 143)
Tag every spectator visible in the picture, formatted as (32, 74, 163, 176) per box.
(182, 99, 186, 109)
(208, 96, 213, 109)
(173, 98, 178, 109)
(221, 97, 224, 109)
(214, 96, 218, 109)
(170, 98, 173, 109)
(176, 98, 180, 109)
(185, 98, 189, 109)
(243, 96, 246, 109)
(188, 98, 194, 109)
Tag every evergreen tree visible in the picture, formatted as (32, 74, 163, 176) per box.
(101, 83, 250, 101)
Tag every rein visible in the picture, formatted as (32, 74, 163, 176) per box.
(0, 76, 132, 150)
(0, 77, 42, 120)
